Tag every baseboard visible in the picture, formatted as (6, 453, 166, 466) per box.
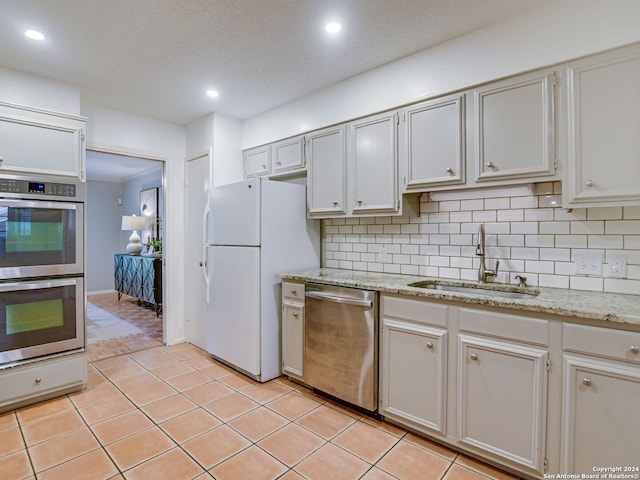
(87, 289, 117, 296)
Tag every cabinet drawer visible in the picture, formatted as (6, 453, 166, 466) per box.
(563, 323, 640, 364)
(458, 307, 549, 346)
(282, 282, 304, 302)
(382, 295, 448, 328)
(0, 353, 87, 411)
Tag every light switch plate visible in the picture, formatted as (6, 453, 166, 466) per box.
(608, 254, 627, 278)
(574, 252, 603, 276)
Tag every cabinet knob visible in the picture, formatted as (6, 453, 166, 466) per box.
(332, 201, 338, 207)
(470, 353, 478, 361)
(262, 164, 267, 169)
(585, 180, 594, 187)
(425, 342, 434, 349)
(35, 377, 42, 384)
(291, 289, 297, 295)
(276, 162, 282, 166)
(445, 167, 453, 174)
(292, 312, 299, 318)
(357, 199, 363, 205)
(630, 345, 639, 355)
(485, 161, 495, 169)
(582, 377, 592, 387)
(199, 261, 203, 267)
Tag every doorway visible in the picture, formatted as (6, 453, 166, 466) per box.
(85, 149, 166, 361)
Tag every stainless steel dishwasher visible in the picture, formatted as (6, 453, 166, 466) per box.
(304, 283, 378, 413)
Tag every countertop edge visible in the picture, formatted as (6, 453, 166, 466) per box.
(280, 269, 640, 328)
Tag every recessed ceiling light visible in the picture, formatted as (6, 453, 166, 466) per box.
(25, 30, 45, 41)
(325, 22, 341, 34)
(206, 90, 219, 98)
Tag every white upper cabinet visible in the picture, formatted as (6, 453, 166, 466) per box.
(562, 43, 640, 208)
(402, 93, 466, 190)
(271, 136, 305, 176)
(243, 145, 270, 177)
(473, 70, 557, 183)
(306, 125, 347, 217)
(349, 111, 399, 215)
(0, 102, 86, 180)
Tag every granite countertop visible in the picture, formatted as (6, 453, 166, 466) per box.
(280, 268, 640, 328)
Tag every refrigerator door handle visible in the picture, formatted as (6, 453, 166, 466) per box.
(202, 202, 211, 304)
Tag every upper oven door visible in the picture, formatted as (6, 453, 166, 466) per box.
(0, 199, 84, 279)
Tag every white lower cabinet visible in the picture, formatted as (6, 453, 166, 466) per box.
(560, 323, 640, 472)
(380, 295, 448, 435)
(457, 334, 548, 472)
(281, 282, 305, 381)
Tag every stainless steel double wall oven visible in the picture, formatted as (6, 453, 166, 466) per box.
(0, 174, 85, 367)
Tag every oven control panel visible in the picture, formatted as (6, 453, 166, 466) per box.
(0, 179, 78, 198)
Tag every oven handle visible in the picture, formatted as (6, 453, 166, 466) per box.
(0, 277, 78, 291)
(0, 198, 79, 210)
(305, 290, 373, 307)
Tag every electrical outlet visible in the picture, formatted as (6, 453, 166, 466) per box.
(379, 245, 387, 262)
(608, 254, 627, 278)
(574, 252, 603, 276)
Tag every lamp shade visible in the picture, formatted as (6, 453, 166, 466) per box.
(121, 215, 146, 231)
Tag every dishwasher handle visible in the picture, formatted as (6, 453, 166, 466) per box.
(305, 290, 373, 307)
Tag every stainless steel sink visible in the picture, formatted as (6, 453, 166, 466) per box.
(408, 281, 539, 299)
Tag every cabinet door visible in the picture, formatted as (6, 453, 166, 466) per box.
(562, 355, 640, 472)
(380, 318, 447, 434)
(563, 44, 640, 207)
(474, 71, 556, 183)
(306, 125, 347, 217)
(350, 112, 398, 214)
(0, 104, 85, 180)
(272, 136, 304, 174)
(458, 334, 547, 472)
(403, 93, 465, 189)
(282, 302, 304, 380)
(244, 145, 270, 177)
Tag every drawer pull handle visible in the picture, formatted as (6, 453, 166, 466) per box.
(470, 353, 478, 361)
(630, 345, 639, 355)
(486, 161, 495, 169)
(333, 201, 339, 207)
(35, 377, 42, 384)
(292, 312, 299, 318)
(291, 289, 297, 295)
(445, 167, 453, 174)
(426, 342, 434, 349)
(585, 180, 594, 187)
(582, 377, 592, 387)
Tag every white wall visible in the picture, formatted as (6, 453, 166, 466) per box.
(242, 0, 640, 148)
(0, 66, 80, 114)
(86, 180, 122, 293)
(81, 103, 187, 344)
(213, 113, 243, 186)
(186, 112, 243, 187)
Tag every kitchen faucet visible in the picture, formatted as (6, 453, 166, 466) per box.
(476, 224, 499, 283)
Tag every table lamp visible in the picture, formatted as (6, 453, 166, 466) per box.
(121, 215, 146, 255)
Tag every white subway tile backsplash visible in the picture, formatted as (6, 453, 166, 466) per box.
(606, 220, 640, 235)
(321, 184, 640, 295)
(570, 276, 603, 291)
(525, 208, 554, 222)
(571, 221, 605, 235)
(587, 207, 623, 220)
(624, 206, 640, 219)
(588, 235, 623, 249)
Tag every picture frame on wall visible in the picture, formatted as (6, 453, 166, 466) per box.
(140, 187, 159, 247)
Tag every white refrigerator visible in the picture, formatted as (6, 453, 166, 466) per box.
(204, 178, 320, 382)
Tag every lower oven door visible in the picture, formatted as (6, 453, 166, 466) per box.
(0, 277, 84, 367)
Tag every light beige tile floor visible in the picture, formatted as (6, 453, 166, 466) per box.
(0, 341, 522, 480)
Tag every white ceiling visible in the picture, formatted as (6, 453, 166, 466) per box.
(0, 0, 552, 126)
